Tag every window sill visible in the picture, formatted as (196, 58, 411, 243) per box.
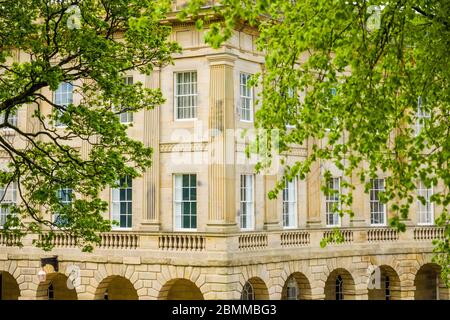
(174, 118, 198, 122)
(173, 228, 197, 232)
(111, 227, 133, 231)
(239, 228, 255, 232)
(283, 226, 298, 230)
(370, 224, 387, 227)
(325, 224, 341, 228)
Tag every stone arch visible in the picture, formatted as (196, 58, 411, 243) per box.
(36, 273, 77, 300)
(158, 278, 204, 300)
(414, 263, 447, 300)
(94, 275, 139, 300)
(241, 277, 269, 300)
(153, 265, 209, 300)
(368, 265, 401, 300)
(281, 272, 312, 300)
(324, 268, 356, 300)
(0, 271, 20, 300)
(237, 264, 272, 300)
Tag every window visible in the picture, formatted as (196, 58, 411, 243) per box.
(286, 277, 299, 300)
(385, 276, 391, 301)
(0, 182, 17, 227)
(239, 73, 253, 121)
(415, 96, 430, 135)
(0, 111, 17, 128)
(417, 180, 433, 225)
(239, 175, 254, 230)
(241, 282, 254, 300)
(111, 176, 132, 229)
(54, 82, 73, 127)
(325, 177, 340, 226)
(174, 71, 197, 120)
(174, 174, 197, 230)
(336, 275, 344, 300)
(54, 188, 72, 227)
(370, 178, 386, 225)
(325, 87, 338, 132)
(285, 87, 302, 128)
(47, 283, 54, 300)
(283, 178, 297, 228)
(118, 76, 134, 123)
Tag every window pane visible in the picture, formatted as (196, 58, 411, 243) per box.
(175, 72, 197, 120)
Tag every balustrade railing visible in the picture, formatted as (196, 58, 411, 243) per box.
(158, 234, 205, 251)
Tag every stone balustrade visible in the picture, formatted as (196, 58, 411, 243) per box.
(367, 228, 399, 242)
(0, 226, 445, 254)
(158, 233, 206, 251)
(238, 233, 268, 250)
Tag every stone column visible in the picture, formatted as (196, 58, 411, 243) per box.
(264, 175, 281, 230)
(350, 168, 366, 227)
(140, 69, 161, 231)
(206, 54, 239, 233)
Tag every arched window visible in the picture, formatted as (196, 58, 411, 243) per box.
(385, 276, 390, 300)
(241, 282, 254, 300)
(335, 275, 344, 300)
(286, 277, 299, 300)
(47, 283, 54, 300)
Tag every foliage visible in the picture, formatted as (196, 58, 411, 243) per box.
(0, 0, 180, 251)
(184, 0, 450, 284)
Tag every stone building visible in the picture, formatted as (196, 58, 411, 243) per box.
(0, 3, 448, 300)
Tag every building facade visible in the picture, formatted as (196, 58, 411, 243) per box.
(0, 11, 449, 300)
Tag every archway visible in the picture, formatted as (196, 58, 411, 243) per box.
(0, 271, 20, 300)
(95, 275, 138, 300)
(324, 268, 355, 300)
(241, 277, 269, 300)
(36, 273, 77, 300)
(158, 278, 204, 300)
(281, 272, 311, 300)
(368, 265, 401, 300)
(414, 263, 446, 300)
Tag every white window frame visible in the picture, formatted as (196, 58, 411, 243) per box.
(286, 277, 299, 300)
(239, 72, 253, 122)
(417, 180, 434, 225)
(239, 174, 254, 230)
(336, 275, 344, 300)
(241, 282, 255, 300)
(285, 87, 297, 129)
(53, 187, 73, 226)
(173, 174, 197, 231)
(325, 177, 341, 227)
(415, 96, 430, 136)
(283, 178, 297, 228)
(111, 176, 133, 230)
(54, 82, 73, 128)
(324, 87, 338, 132)
(118, 76, 134, 124)
(370, 178, 386, 226)
(0, 182, 17, 227)
(0, 111, 18, 129)
(174, 71, 198, 121)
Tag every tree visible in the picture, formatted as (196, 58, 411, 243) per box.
(0, 0, 179, 251)
(185, 0, 450, 284)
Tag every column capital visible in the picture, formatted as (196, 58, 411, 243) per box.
(207, 53, 238, 66)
